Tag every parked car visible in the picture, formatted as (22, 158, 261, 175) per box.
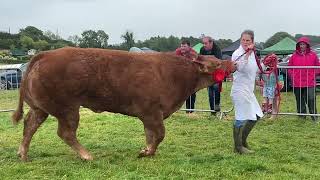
(0, 70, 22, 89)
(0, 63, 29, 90)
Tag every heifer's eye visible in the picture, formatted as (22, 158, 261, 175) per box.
(216, 62, 222, 68)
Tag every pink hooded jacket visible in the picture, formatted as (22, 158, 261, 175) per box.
(288, 37, 320, 87)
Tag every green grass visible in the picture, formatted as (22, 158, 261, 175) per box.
(1, 84, 320, 179)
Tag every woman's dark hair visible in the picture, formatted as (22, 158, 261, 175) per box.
(241, 30, 254, 41)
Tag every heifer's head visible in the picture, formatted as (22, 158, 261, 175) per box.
(219, 59, 237, 75)
(192, 55, 236, 74)
(192, 56, 237, 92)
(192, 55, 221, 73)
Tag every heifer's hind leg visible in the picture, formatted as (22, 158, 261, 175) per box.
(139, 113, 165, 157)
(18, 108, 48, 161)
(57, 110, 93, 160)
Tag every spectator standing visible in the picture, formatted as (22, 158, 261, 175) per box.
(200, 36, 223, 115)
(175, 40, 198, 114)
(288, 37, 320, 122)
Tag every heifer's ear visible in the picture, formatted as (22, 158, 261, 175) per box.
(192, 55, 204, 65)
(190, 52, 199, 61)
(195, 55, 203, 61)
(192, 59, 209, 73)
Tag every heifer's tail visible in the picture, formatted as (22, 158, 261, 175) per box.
(12, 52, 45, 125)
(12, 88, 24, 125)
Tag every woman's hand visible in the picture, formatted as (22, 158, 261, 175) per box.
(244, 44, 254, 60)
(246, 44, 255, 54)
(247, 44, 255, 50)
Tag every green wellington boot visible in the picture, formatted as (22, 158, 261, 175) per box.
(233, 126, 253, 154)
(242, 120, 257, 152)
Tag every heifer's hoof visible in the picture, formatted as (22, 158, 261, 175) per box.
(17, 147, 28, 162)
(17, 152, 28, 162)
(80, 153, 93, 161)
(20, 156, 29, 162)
(138, 148, 155, 158)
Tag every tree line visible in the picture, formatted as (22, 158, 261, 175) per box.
(1, 26, 320, 53)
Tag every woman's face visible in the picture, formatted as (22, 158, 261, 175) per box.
(241, 34, 253, 50)
(299, 42, 307, 52)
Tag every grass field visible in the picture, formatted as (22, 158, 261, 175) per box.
(1, 84, 320, 179)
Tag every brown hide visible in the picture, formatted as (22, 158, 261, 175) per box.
(12, 47, 236, 160)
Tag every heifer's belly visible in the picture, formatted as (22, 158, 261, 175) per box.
(161, 93, 191, 119)
(82, 88, 159, 118)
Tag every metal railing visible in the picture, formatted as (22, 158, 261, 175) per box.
(180, 65, 320, 120)
(1, 66, 320, 121)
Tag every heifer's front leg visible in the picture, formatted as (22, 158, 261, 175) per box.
(18, 109, 48, 161)
(57, 109, 93, 160)
(138, 115, 165, 158)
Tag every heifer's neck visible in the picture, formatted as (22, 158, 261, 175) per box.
(194, 73, 215, 92)
(160, 60, 215, 118)
(173, 63, 214, 94)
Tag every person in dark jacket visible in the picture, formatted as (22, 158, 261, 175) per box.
(200, 36, 223, 115)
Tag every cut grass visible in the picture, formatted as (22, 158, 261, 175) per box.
(0, 84, 320, 179)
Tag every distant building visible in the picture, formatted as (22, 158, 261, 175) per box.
(10, 49, 26, 57)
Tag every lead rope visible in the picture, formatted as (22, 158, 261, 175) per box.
(253, 50, 281, 115)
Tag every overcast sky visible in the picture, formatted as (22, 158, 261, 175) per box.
(1, 0, 319, 44)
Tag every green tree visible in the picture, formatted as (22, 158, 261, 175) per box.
(44, 30, 62, 40)
(9, 44, 16, 51)
(137, 35, 180, 52)
(19, 26, 45, 41)
(0, 39, 14, 49)
(34, 40, 49, 50)
(215, 39, 233, 49)
(79, 30, 99, 48)
(264, 32, 295, 48)
(167, 35, 180, 51)
(20, 35, 34, 49)
(49, 40, 73, 49)
(97, 30, 109, 48)
(68, 35, 81, 47)
(0, 32, 20, 49)
(79, 30, 109, 48)
(181, 36, 202, 46)
(121, 31, 135, 50)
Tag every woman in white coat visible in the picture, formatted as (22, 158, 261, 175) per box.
(231, 30, 263, 154)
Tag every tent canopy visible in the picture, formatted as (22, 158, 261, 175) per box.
(222, 39, 240, 56)
(129, 47, 157, 53)
(260, 37, 296, 55)
(192, 43, 203, 53)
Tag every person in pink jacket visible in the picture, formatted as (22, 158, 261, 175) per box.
(288, 36, 320, 122)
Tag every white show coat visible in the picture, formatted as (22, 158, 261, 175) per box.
(231, 46, 263, 121)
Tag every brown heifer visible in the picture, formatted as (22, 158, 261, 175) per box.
(12, 47, 236, 161)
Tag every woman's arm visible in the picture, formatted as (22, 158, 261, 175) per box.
(233, 45, 255, 72)
(232, 52, 248, 72)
